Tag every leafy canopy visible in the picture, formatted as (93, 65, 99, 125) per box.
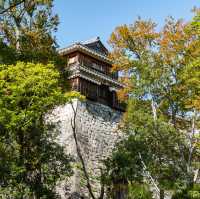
(107, 10, 200, 197)
(0, 0, 63, 64)
(0, 62, 77, 198)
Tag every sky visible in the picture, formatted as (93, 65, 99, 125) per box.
(53, 0, 199, 49)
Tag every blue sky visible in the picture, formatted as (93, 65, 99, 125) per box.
(53, 0, 198, 49)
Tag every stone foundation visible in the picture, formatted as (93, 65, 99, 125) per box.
(46, 100, 123, 198)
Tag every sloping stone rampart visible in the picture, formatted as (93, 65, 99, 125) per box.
(46, 100, 123, 198)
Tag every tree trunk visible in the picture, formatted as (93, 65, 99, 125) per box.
(159, 189, 164, 199)
(112, 180, 128, 199)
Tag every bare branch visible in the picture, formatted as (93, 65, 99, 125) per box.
(194, 168, 199, 183)
(188, 110, 196, 167)
(139, 152, 160, 197)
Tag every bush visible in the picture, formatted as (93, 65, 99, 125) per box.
(128, 183, 153, 199)
(172, 184, 200, 199)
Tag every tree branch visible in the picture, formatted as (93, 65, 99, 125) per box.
(0, 0, 25, 15)
(139, 152, 160, 197)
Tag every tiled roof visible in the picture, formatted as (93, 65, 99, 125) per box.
(82, 37, 108, 56)
(58, 37, 111, 63)
(81, 36, 101, 45)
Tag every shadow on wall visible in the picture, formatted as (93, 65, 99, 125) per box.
(84, 100, 123, 123)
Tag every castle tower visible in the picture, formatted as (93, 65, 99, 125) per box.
(47, 38, 124, 199)
(59, 37, 124, 110)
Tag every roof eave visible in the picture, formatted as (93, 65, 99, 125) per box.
(58, 44, 112, 64)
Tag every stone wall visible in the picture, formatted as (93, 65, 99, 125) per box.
(46, 99, 123, 198)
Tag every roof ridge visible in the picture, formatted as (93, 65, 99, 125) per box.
(58, 43, 111, 63)
(81, 36, 100, 45)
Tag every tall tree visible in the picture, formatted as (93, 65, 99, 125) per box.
(0, 62, 73, 198)
(0, 1, 72, 198)
(0, 0, 60, 63)
(108, 14, 200, 198)
(0, 0, 68, 90)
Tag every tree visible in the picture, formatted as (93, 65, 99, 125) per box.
(0, 0, 68, 90)
(0, 0, 61, 64)
(0, 1, 72, 198)
(108, 13, 200, 198)
(0, 0, 26, 15)
(0, 62, 73, 198)
(104, 134, 148, 199)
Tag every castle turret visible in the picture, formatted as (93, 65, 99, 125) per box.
(59, 37, 124, 110)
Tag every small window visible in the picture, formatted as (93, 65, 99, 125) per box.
(68, 57, 76, 64)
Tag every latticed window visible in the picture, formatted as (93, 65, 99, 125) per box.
(99, 85, 108, 99)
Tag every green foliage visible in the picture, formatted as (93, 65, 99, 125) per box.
(0, 62, 74, 198)
(0, 0, 65, 65)
(172, 184, 200, 199)
(104, 134, 147, 184)
(0, 40, 17, 64)
(108, 9, 200, 198)
(125, 99, 185, 188)
(128, 183, 153, 199)
(0, 62, 67, 126)
(0, 2, 73, 198)
(0, 0, 69, 91)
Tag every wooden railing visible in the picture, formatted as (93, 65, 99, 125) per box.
(81, 60, 118, 80)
